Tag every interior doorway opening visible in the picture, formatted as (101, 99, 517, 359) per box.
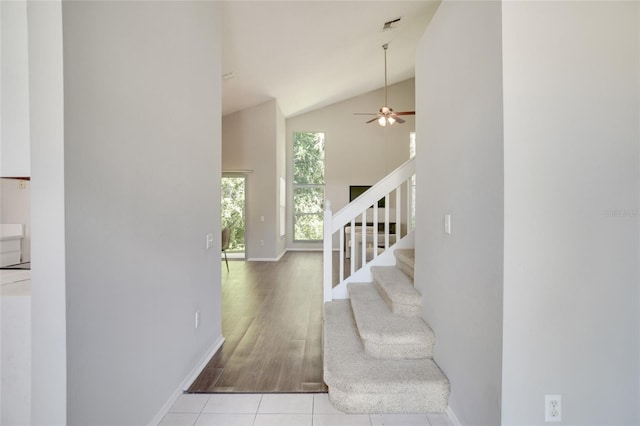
(221, 175, 247, 259)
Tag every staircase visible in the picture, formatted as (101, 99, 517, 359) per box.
(323, 248, 450, 413)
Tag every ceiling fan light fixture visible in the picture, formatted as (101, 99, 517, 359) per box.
(377, 116, 396, 127)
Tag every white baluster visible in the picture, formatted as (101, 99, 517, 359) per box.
(339, 226, 344, 282)
(395, 186, 401, 241)
(384, 194, 390, 248)
(350, 218, 356, 275)
(373, 203, 379, 259)
(323, 200, 333, 302)
(406, 178, 411, 234)
(361, 211, 367, 269)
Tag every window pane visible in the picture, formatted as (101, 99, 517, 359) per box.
(410, 132, 416, 158)
(410, 132, 416, 230)
(221, 177, 245, 252)
(293, 131, 325, 241)
(293, 132, 325, 184)
(294, 187, 324, 214)
(294, 214, 323, 240)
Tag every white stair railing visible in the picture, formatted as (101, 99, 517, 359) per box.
(323, 158, 416, 302)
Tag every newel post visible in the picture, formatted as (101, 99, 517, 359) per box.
(323, 200, 333, 302)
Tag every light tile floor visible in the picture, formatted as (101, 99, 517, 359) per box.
(159, 393, 454, 426)
(1, 269, 32, 424)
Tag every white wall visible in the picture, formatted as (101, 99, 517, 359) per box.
(1, 0, 31, 177)
(0, 178, 31, 262)
(62, 2, 222, 424)
(502, 2, 639, 424)
(286, 79, 415, 249)
(27, 1, 67, 423)
(414, 2, 504, 425)
(222, 100, 282, 260)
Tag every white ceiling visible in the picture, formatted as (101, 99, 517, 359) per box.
(221, 1, 440, 118)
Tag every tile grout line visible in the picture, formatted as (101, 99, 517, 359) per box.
(252, 394, 263, 426)
(193, 394, 211, 426)
(160, 393, 453, 426)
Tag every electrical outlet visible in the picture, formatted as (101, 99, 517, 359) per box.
(545, 394, 561, 422)
(18, 180, 26, 190)
(195, 310, 200, 329)
(260, 239, 264, 246)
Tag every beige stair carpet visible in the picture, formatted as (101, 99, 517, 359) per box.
(394, 249, 415, 280)
(348, 282, 435, 359)
(323, 300, 449, 414)
(371, 266, 422, 317)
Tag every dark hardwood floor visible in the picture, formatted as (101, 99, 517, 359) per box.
(188, 251, 328, 393)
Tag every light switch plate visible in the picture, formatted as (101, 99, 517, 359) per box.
(444, 214, 451, 234)
(206, 233, 214, 249)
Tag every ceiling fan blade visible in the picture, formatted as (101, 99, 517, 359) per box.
(394, 117, 406, 124)
(394, 111, 415, 116)
(365, 117, 379, 124)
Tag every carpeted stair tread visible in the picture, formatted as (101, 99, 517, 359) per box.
(371, 266, 422, 317)
(348, 283, 435, 359)
(394, 249, 415, 280)
(324, 300, 449, 413)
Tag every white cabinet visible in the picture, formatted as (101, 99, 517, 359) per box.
(0, 224, 25, 267)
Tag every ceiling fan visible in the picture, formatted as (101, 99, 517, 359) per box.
(355, 43, 415, 126)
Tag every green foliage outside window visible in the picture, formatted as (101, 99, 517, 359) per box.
(221, 176, 246, 252)
(293, 132, 325, 241)
(410, 132, 416, 230)
(293, 132, 325, 185)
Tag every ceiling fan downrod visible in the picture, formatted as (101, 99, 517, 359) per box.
(383, 43, 388, 107)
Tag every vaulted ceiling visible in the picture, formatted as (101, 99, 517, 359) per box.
(221, 1, 440, 118)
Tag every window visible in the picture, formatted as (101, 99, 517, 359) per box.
(410, 132, 416, 159)
(221, 176, 246, 253)
(410, 132, 416, 230)
(293, 132, 325, 241)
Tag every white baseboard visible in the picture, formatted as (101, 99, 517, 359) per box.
(247, 249, 287, 262)
(148, 335, 225, 426)
(225, 252, 245, 259)
(285, 247, 323, 252)
(447, 405, 463, 426)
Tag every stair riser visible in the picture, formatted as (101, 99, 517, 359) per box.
(396, 259, 414, 280)
(363, 341, 433, 360)
(393, 249, 415, 280)
(328, 387, 449, 414)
